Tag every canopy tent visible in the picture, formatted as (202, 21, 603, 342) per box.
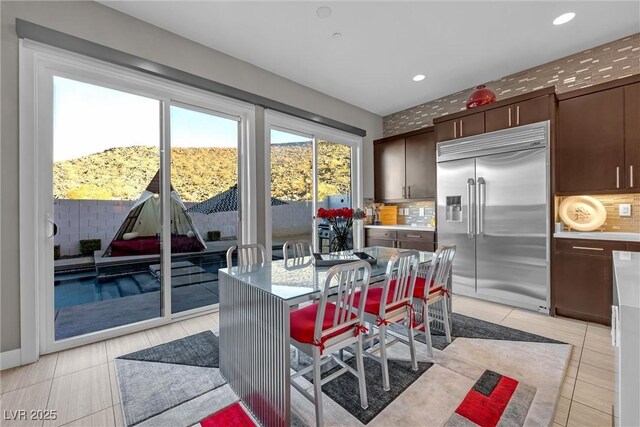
(104, 172, 206, 257)
(186, 184, 288, 215)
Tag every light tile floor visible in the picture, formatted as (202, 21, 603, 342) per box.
(0, 298, 615, 427)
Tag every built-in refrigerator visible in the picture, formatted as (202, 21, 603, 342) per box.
(436, 121, 550, 312)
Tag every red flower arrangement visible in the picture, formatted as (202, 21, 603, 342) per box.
(317, 208, 366, 252)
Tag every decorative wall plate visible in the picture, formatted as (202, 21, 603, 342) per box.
(558, 196, 606, 231)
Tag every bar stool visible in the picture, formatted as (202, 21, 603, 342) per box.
(289, 261, 371, 427)
(354, 250, 420, 391)
(412, 245, 456, 357)
(226, 243, 266, 269)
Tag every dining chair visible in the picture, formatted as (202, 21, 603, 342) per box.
(412, 245, 456, 357)
(354, 250, 420, 391)
(289, 260, 371, 427)
(283, 239, 313, 262)
(226, 243, 266, 269)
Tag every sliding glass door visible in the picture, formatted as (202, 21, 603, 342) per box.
(269, 128, 313, 259)
(25, 45, 253, 353)
(52, 76, 164, 341)
(169, 104, 240, 313)
(266, 112, 362, 258)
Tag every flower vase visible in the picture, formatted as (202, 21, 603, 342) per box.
(330, 220, 352, 252)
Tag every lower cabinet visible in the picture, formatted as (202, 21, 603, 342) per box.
(626, 242, 640, 252)
(365, 228, 437, 252)
(553, 238, 627, 325)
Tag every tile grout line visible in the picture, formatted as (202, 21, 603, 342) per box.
(43, 354, 59, 427)
(59, 406, 116, 427)
(565, 321, 590, 425)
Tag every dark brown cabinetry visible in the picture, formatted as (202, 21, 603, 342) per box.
(485, 96, 550, 133)
(405, 132, 436, 199)
(434, 112, 485, 142)
(433, 88, 555, 143)
(553, 238, 627, 325)
(374, 138, 405, 201)
(626, 242, 640, 252)
(557, 88, 625, 193)
(556, 77, 640, 194)
(365, 228, 436, 252)
(624, 83, 640, 190)
(374, 129, 436, 202)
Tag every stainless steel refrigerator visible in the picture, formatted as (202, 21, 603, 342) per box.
(436, 121, 550, 312)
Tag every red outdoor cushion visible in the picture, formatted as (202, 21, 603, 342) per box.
(353, 283, 407, 316)
(412, 277, 443, 299)
(290, 302, 356, 345)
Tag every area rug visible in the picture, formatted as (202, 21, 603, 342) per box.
(115, 315, 570, 427)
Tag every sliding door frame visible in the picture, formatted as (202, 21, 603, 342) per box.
(19, 40, 256, 359)
(264, 110, 364, 260)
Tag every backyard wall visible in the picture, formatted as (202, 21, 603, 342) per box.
(1, 1, 382, 354)
(53, 199, 316, 256)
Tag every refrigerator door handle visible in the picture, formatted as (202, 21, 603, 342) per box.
(467, 178, 475, 238)
(477, 177, 486, 236)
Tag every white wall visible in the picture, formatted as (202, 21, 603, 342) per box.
(0, 1, 382, 353)
(53, 199, 315, 256)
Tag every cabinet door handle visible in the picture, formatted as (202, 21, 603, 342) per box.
(508, 107, 512, 127)
(459, 120, 463, 137)
(572, 246, 604, 251)
(453, 121, 457, 138)
(406, 234, 422, 239)
(407, 185, 411, 198)
(616, 167, 620, 188)
(402, 186, 406, 198)
(630, 165, 634, 188)
(516, 105, 520, 125)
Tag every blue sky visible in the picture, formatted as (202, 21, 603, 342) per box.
(53, 76, 309, 162)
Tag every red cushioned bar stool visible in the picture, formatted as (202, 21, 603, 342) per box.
(354, 250, 420, 392)
(412, 245, 456, 357)
(289, 260, 372, 427)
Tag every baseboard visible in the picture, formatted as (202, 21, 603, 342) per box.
(0, 348, 22, 370)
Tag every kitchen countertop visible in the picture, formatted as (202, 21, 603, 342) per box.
(554, 231, 640, 242)
(364, 224, 435, 232)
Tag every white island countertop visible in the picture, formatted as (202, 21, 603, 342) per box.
(554, 231, 640, 242)
(612, 250, 640, 427)
(365, 224, 435, 232)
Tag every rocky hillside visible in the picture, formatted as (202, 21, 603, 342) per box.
(54, 142, 351, 202)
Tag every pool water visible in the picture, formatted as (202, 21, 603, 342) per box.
(54, 260, 224, 310)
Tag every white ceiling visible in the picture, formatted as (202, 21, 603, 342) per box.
(100, 1, 640, 116)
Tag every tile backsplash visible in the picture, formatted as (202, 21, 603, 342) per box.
(555, 194, 640, 233)
(365, 201, 436, 227)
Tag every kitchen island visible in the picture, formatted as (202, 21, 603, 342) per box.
(612, 250, 640, 426)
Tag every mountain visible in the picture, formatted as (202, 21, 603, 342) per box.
(53, 142, 351, 202)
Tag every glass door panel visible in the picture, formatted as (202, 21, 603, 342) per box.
(52, 76, 163, 340)
(169, 104, 239, 313)
(316, 140, 353, 253)
(270, 129, 313, 260)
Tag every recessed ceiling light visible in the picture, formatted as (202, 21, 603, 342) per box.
(553, 12, 576, 25)
(316, 6, 332, 19)
(413, 74, 426, 82)
(332, 32, 342, 39)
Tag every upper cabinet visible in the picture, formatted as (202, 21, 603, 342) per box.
(405, 132, 436, 199)
(434, 112, 485, 142)
(374, 128, 436, 202)
(485, 96, 550, 133)
(433, 88, 555, 143)
(556, 77, 640, 194)
(374, 138, 405, 201)
(624, 83, 640, 190)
